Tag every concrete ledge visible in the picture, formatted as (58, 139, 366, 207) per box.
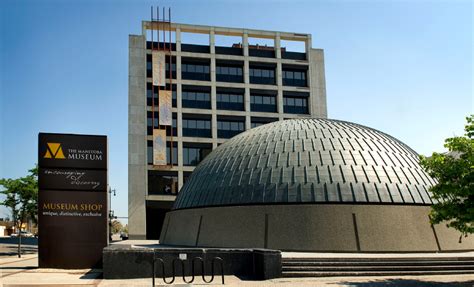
(103, 245, 281, 280)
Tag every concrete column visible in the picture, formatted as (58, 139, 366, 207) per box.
(128, 35, 147, 239)
(243, 31, 249, 57)
(175, 27, 181, 52)
(305, 35, 312, 61)
(210, 29, 218, 142)
(276, 64, 284, 119)
(178, 170, 183, 190)
(275, 33, 281, 59)
(309, 49, 327, 118)
(243, 32, 251, 129)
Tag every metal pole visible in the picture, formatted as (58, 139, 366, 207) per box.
(18, 227, 21, 258)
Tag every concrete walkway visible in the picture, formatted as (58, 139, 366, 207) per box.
(2, 244, 474, 286)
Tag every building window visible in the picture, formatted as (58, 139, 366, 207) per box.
(183, 144, 212, 166)
(147, 84, 177, 107)
(182, 91, 211, 109)
(148, 170, 178, 195)
(147, 141, 177, 165)
(251, 117, 278, 128)
(216, 66, 243, 83)
(249, 68, 275, 85)
(182, 63, 210, 81)
(282, 70, 307, 87)
(146, 55, 176, 79)
(165, 62, 177, 79)
(182, 118, 212, 138)
(147, 113, 177, 136)
(250, 94, 277, 113)
(217, 120, 245, 138)
(283, 96, 309, 114)
(216, 92, 244, 111)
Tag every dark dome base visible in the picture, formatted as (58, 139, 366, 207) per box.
(160, 204, 474, 252)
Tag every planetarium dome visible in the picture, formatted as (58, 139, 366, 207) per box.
(174, 119, 434, 209)
(161, 119, 474, 252)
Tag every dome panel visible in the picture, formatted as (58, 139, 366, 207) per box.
(173, 119, 434, 210)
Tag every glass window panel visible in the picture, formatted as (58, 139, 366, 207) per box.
(204, 66, 209, 73)
(196, 65, 204, 73)
(183, 149, 189, 164)
(231, 122, 238, 130)
(294, 72, 301, 80)
(250, 96, 255, 104)
(217, 121, 222, 129)
(216, 66, 221, 74)
(188, 120, 196, 129)
(187, 65, 195, 73)
(197, 120, 204, 129)
(254, 69, 261, 77)
(249, 69, 254, 77)
(205, 121, 210, 129)
(263, 96, 270, 105)
(262, 70, 269, 78)
(270, 70, 275, 77)
(287, 98, 295, 106)
(222, 67, 228, 74)
(295, 98, 303, 107)
(237, 68, 242, 76)
(223, 121, 230, 130)
(286, 71, 293, 79)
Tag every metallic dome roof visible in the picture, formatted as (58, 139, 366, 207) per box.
(174, 119, 435, 210)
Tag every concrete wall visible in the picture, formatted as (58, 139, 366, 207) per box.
(161, 204, 474, 252)
(128, 35, 147, 239)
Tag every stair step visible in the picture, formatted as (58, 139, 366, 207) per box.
(282, 270, 474, 278)
(282, 265, 474, 272)
(282, 261, 474, 267)
(282, 257, 474, 263)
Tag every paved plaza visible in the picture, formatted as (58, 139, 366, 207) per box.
(1, 239, 474, 286)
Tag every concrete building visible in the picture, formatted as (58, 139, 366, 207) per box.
(161, 119, 474, 251)
(129, 21, 327, 239)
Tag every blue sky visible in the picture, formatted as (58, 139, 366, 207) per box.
(0, 0, 472, 221)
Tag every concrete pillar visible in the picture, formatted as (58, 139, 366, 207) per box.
(175, 27, 181, 52)
(128, 35, 147, 239)
(275, 33, 281, 59)
(210, 29, 218, 142)
(243, 32, 251, 129)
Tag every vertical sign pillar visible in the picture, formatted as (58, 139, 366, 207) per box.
(38, 133, 108, 269)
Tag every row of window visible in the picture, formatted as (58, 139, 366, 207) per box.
(147, 87, 308, 114)
(249, 68, 275, 78)
(148, 61, 306, 87)
(216, 66, 243, 76)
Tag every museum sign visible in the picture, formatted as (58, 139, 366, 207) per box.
(38, 133, 108, 269)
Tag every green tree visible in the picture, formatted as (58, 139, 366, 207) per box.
(0, 166, 38, 235)
(111, 220, 123, 234)
(420, 115, 474, 239)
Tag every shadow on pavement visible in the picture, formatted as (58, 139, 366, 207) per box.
(79, 269, 103, 279)
(337, 279, 474, 287)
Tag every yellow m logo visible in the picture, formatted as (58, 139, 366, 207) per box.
(44, 143, 65, 159)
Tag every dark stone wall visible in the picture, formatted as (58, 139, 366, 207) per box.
(103, 245, 281, 280)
